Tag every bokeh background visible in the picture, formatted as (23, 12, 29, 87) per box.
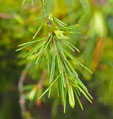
(0, 0, 113, 119)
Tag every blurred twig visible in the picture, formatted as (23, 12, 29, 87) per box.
(19, 64, 46, 118)
(0, 13, 13, 19)
(36, 70, 46, 106)
(91, 37, 104, 72)
(18, 64, 31, 118)
(36, 70, 46, 89)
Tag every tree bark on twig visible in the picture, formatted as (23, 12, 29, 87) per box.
(18, 64, 31, 118)
(18, 64, 46, 118)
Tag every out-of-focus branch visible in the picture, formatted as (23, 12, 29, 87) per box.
(0, 13, 13, 19)
(35, 70, 46, 106)
(93, 0, 107, 5)
(91, 37, 104, 72)
(36, 70, 46, 89)
(19, 65, 46, 117)
(18, 64, 31, 118)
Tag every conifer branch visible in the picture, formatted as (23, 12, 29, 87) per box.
(17, 0, 93, 112)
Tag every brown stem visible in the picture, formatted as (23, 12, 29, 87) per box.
(18, 64, 31, 118)
(36, 70, 46, 89)
(91, 37, 104, 72)
(0, 13, 13, 19)
(35, 70, 46, 106)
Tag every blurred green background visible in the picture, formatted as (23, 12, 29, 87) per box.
(0, 0, 113, 119)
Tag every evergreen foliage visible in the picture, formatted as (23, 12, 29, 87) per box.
(16, 0, 93, 112)
(1, 0, 113, 119)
